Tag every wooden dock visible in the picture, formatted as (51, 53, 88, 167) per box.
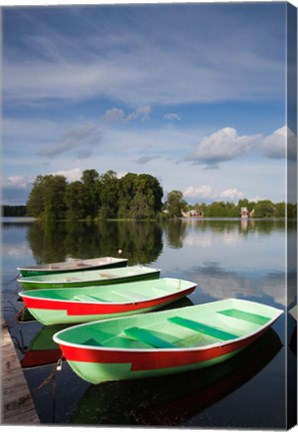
(1, 319, 40, 424)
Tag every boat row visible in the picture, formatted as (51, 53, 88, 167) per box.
(17, 256, 284, 384)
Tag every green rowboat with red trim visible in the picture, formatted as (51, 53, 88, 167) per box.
(17, 265, 160, 290)
(53, 298, 283, 384)
(17, 256, 128, 277)
(19, 278, 197, 325)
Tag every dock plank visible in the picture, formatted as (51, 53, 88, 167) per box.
(1, 320, 40, 425)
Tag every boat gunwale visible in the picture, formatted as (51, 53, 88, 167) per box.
(19, 278, 197, 306)
(17, 265, 161, 284)
(17, 257, 128, 272)
(53, 299, 284, 354)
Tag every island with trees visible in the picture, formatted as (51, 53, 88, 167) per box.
(2, 169, 296, 220)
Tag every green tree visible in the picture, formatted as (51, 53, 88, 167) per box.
(98, 170, 120, 218)
(288, 202, 297, 219)
(65, 181, 86, 220)
(118, 173, 138, 218)
(164, 190, 187, 218)
(27, 174, 67, 220)
(129, 174, 163, 219)
(27, 175, 46, 218)
(81, 169, 100, 219)
(275, 202, 286, 218)
(253, 200, 276, 218)
(43, 175, 67, 220)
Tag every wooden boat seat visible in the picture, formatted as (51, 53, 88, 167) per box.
(167, 316, 238, 341)
(124, 327, 176, 348)
(112, 291, 150, 301)
(73, 294, 107, 302)
(217, 308, 271, 325)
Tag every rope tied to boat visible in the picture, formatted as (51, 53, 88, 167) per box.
(31, 356, 64, 395)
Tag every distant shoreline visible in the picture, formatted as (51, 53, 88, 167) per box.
(1, 217, 36, 223)
(1, 216, 290, 223)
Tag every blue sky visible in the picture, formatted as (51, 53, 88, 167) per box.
(2, 2, 295, 205)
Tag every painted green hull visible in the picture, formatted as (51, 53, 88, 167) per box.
(70, 329, 282, 425)
(20, 278, 196, 325)
(53, 298, 283, 384)
(17, 265, 160, 290)
(18, 257, 128, 277)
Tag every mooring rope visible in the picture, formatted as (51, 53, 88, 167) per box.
(31, 356, 64, 395)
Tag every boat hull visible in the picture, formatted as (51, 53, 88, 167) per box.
(17, 265, 160, 290)
(20, 279, 196, 325)
(18, 257, 128, 277)
(53, 298, 283, 384)
(65, 345, 247, 384)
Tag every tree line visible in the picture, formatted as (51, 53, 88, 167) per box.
(2, 205, 27, 217)
(162, 190, 296, 219)
(187, 198, 295, 219)
(26, 170, 163, 221)
(2, 169, 296, 220)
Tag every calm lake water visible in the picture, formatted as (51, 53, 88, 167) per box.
(1, 218, 297, 428)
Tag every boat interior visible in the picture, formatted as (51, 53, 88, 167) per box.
(58, 301, 275, 350)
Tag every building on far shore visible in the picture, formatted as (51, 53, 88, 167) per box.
(181, 209, 203, 218)
(241, 207, 255, 218)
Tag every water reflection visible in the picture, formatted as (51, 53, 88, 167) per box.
(164, 219, 188, 248)
(20, 325, 64, 369)
(26, 220, 163, 265)
(1, 218, 295, 428)
(69, 329, 282, 426)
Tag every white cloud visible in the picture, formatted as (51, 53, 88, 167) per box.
(102, 108, 125, 122)
(102, 105, 151, 122)
(189, 127, 262, 166)
(184, 185, 213, 199)
(164, 113, 181, 121)
(262, 126, 286, 159)
(2, 175, 33, 189)
(2, 169, 83, 193)
(49, 168, 83, 183)
(184, 185, 244, 202)
(220, 188, 244, 201)
(127, 105, 151, 121)
(262, 125, 296, 161)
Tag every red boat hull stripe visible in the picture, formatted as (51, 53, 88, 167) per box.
(23, 287, 194, 315)
(59, 330, 264, 371)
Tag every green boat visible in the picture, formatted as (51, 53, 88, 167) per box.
(53, 298, 283, 384)
(17, 256, 128, 277)
(19, 278, 196, 325)
(17, 265, 160, 290)
(69, 328, 282, 425)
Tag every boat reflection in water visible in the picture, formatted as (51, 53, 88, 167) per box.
(21, 325, 65, 368)
(70, 328, 282, 426)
